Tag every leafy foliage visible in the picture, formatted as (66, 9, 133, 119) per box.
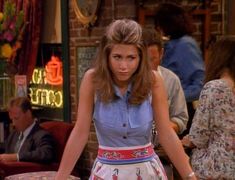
(0, 0, 24, 59)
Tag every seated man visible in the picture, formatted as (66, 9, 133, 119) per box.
(0, 97, 55, 163)
(143, 28, 188, 135)
(143, 28, 189, 179)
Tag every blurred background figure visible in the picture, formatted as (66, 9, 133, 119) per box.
(143, 27, 189, 180)
(0, 97, 55, 164)
(143, 28, 188, 135)
(154, 2, 205, 136)
(182, 36, 235, 179)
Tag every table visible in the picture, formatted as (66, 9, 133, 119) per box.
(5, 171, 80, 180)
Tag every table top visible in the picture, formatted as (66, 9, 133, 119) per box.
(5, 171, 80, 180)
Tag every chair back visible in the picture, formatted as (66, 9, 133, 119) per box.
(40, 121, 73, 163)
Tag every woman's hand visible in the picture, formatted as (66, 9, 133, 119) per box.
(181, 135, 195, 148)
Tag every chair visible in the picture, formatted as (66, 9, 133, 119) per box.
(0, 121, 75, 178)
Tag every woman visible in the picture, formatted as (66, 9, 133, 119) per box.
(154, 2, 205, 135)
(182, 37, 235, 179)
(55, 19, 196, 180)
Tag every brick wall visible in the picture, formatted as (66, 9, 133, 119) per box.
(68, 0, 223, 178)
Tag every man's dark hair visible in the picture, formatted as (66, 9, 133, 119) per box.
(142, 28, 163, 48)
(154, 2, 195, 39)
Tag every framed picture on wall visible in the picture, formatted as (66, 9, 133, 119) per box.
(15, 75, 27, 97)
(76, 45, 98, 90)
(72, 0, 101, 27)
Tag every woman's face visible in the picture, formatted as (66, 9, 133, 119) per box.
(109, 44, 140, 84)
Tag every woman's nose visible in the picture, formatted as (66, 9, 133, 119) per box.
(119, 60, 128, 69)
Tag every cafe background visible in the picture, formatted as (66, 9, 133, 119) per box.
(0, 0, 234, 178)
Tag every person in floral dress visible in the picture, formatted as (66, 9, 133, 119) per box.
(182, 37, 235, 179)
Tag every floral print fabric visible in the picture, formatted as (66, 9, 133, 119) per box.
(189, 79, 235, 179)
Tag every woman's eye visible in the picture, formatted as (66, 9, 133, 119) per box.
(113, 55, 121, 60)
(127, 56, 136, 61)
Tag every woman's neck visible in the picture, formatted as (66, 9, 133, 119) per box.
(221, 71, 235, 93)
(113, 79, 130, 95)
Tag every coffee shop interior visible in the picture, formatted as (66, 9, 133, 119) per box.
(0, 0, 234, 179)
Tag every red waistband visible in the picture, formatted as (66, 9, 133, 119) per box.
(97, 144, 155, 163)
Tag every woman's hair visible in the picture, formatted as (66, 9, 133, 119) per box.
(154, 2, 195, 39)
(205, 36, 235, 84)
(93, 19, 153, 104)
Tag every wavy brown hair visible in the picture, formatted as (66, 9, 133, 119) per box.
(92, 19, 153, 105)
(205, 37, 235, 84)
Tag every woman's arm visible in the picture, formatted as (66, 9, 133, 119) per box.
(152, 71, 196, 180)
(55, 69, 95, 180)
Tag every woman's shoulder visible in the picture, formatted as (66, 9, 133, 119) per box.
(80, 68, 96, 89)
(82, 68, 95, 79)
(173, 35, 198, 48)
(152, 69, 161, 80)
(152, 70, 165, 89)
(85, 68, 95, 75)
(159, 66, 180, 80)
(204, 79, 226, 87)
(202, 79, 228, 94)
(180, 35, 197, 43)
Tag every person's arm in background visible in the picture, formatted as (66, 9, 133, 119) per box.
(0, 131, 22, 162)
(152, 71, 196, 179)
(182, 82, 212, 148)
(187, 82, 213, 147)
(0, 129, 55, 163)
(161, 67, 188, 134)
(55, 69, 95, 180)
(169, 82, 188, 134)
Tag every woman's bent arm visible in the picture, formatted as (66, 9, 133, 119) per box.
(152, 71, 196, 180)
(55, 69, 95, 180)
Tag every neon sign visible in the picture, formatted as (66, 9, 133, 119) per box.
(45, 56, 63, 85)
(29, 88, 63, 108)
(31, 68, 46, 84)
(29, 66, 63, 108)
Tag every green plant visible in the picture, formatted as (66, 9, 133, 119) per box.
(0, 0, 24, 60)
